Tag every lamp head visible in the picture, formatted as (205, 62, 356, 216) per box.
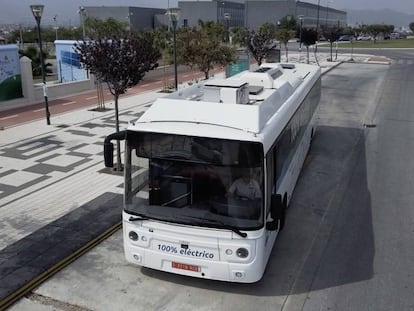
(166, 7, 180, 23)
(30, 5, 44, 23)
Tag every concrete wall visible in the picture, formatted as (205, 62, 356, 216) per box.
(32, 78, 95, 103)
(55, 40, 88, 83)
(0, 44, 23, 102)
(0, 56, 95, 112)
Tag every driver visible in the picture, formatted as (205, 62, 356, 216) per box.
(228, 172, 262, 200)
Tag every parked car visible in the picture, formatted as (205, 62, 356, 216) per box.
(399, 32, 408, 39)
(338, 35, 352, 41)
(357, 35, 372, 41)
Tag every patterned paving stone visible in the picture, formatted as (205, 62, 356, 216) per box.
(0, 171, 44, 188)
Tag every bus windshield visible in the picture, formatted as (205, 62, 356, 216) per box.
(124, 132, 264, 230)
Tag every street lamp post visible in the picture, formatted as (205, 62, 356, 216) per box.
(325, 0, 333, 29)
(298, 15, 304, 50)
(53, 15, 58, 40)
(224, 12, 231, 43)
(19, 24, 23, 49)
(167, 8, 180, 90)
(30, 4, 51, 125)
(126, 12, 133, 34)
(298, 15, 304, 62)
(316, 0, 321, 33)
(315, 0, 321, 56)
(79, 6, 86, 40)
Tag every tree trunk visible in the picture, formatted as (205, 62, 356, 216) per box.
(330, 42, 333, 61)
(306, 47, 310, 64)
(96, 80, 104, 110)
(285, 44, 289, 62)
(204, 71, 209, 80)
(114, 94, 122, 171)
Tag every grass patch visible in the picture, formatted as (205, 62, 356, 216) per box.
(321, 38, 414, 49)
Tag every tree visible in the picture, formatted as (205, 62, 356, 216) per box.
(278, 15, 297, 30)
(382, 24, 394, 39)
(177, 21, 237, 79)
(322, 27, 342, 61)
(352, 24, 367, 39)
(231, 26, 249, 47)
(276, 29, 295, 61)
(153, 25, 173, 90)
(274, 15, 297, 61)
(300, 28, 318, 64)
(84, 17, 129, 39)
(198, 20, 228, 43)
(7, 26, 82, 44)
(365, 24, 393, 43)
(75, 33, 160, 170)
(410, 22, 414, 33)
(246, 22, 277, 66)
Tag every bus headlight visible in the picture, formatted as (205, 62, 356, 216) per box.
(236, 248, 249, 258)
(129, 231, 138, 241)
(225, 249, 233, 255)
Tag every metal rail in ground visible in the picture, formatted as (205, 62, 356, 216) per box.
(0, 222, 121, 311)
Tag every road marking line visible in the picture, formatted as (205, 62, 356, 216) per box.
(140, 83, 151, 87)
(62, 101, 76, 106)
(86, 96, 98, 100)
(183, 74, 191, 78)
(33, 108, 44, 113)
(0, 114, 19, 120)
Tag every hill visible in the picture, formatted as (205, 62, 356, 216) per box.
(346, 9, 414, 29)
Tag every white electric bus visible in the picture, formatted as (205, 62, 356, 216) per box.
(104, 62, 321, 283)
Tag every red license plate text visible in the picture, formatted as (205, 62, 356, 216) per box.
(172, 262, 200, 272)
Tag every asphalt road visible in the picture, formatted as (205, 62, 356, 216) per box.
(286, 60, 414, 310)
(9, 57, 414, 311)
(319, 45, 414, 61)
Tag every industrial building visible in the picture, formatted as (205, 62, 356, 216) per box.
(81, 0, 346, 32)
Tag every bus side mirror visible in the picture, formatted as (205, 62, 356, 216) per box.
(103, 130, 126, 168)
(266, 194, 282, 231)
(104, 142, 114, 167)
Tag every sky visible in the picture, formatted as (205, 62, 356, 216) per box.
(330, 0, 413, 12)
(0, 0, 413, 26)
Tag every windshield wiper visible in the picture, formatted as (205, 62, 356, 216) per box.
(224, 226, 247, 238)
(178, 215, 247, 238)
(128, 215, 150, 222)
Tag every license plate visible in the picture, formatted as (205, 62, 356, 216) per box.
(172, 261, 200, 272)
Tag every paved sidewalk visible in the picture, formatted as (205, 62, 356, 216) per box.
(0, 53, 387, 307)
(0, 89, 168, 307)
